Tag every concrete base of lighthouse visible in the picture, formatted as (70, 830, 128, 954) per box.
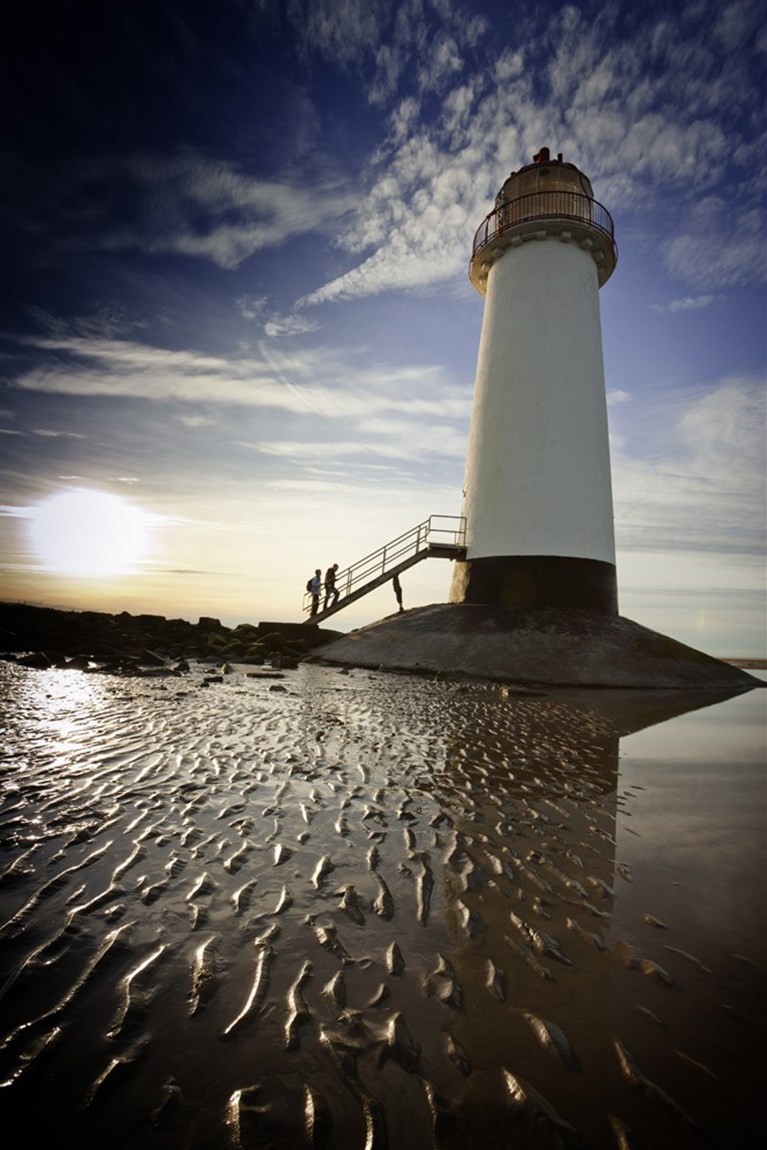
(450, 555, 618, 612)
(308, 603, 763, 690)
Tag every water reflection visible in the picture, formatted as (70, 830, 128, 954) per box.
(4, 666, 112, 760)
(0, 662, 762, 1149)
(426, 681, 763, 1148)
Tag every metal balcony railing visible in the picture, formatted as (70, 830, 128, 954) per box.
(472, 190, 615, 260)
(302, 514, 466, 620)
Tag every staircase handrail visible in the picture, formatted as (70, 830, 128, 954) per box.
(302, 514, 465, 615)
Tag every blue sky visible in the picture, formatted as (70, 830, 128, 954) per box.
(1, 0, 764, 656)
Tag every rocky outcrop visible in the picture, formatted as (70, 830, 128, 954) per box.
(0, 603, 341, 677)
(308, 603, 764, 690)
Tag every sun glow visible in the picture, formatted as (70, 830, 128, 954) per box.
(29, 489, 151, 577)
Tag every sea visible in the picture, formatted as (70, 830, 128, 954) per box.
(0, 657, 764, 1149)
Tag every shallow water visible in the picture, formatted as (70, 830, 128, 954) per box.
(0, 660, 764, 1149)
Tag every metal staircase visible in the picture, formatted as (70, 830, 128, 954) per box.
(302, 515, 466, 623)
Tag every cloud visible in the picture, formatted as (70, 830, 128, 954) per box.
(288, 0, 393, 69)
(236, 296, 320, 339)
(298, 132, 490, 305)
(650, 295, 722, 313)
(101, 154, 357, 269)
(0, 425, 86, 439)
(278, 0, 486, 108)
(242, 439, 414, 461)
(6, 152, 357, 272)
(235, 296, 269, 320)
(9, 1, 760, 301)
(242, 423, 465, 463)
(268, 479, 348, 492)
(175, 414, 217, 428)
(4, 330, 470, 500)
(664, 200, 765, 289)
(293, 0, 765, 305)
(10, 335, 471, 423)
(611, 375, 766, 558)
(418, 32, 464, 92)
(264, 313, 321, 338)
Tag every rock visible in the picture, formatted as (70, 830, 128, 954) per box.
(59, 655, 91, 671)
(197, 617, 223, 632)
(240, 653, 265, 666)
(0, 604, 342, 678)
(16, 651, 53, 669)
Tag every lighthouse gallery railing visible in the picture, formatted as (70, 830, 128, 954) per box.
(472, 190, 614, 259)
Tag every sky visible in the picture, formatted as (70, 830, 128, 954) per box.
(0, 0, 765, 656)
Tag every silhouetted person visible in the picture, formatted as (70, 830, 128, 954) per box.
(309, 569, 322, 616)
(324, 563, 340, 610)
(392, 573, 403, 612)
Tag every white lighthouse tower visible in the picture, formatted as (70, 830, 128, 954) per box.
(315, 147, 760, 690)
(450, 147, 618, 613)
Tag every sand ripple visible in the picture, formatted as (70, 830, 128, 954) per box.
(0, 660, 763, 1148)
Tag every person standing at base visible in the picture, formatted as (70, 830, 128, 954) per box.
(324, 563, 340, 610)
(392, 572, 403, 612)
(309, 569, 322, 616)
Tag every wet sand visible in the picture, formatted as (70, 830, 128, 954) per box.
(0, 660, 764, 1148)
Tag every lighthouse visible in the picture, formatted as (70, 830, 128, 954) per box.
(450, 147, 618, 613)
(313, 148, 761, 690)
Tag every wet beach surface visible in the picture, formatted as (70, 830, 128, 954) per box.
(0, 660, 764, 1148)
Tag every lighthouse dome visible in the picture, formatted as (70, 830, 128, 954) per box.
(496, 147, 595, 207)
(471, 147, 616, 293)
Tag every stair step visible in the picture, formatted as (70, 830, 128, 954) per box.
(303, 518, 465, 622)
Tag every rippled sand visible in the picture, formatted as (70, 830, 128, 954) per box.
(0, 660, 763, 1148)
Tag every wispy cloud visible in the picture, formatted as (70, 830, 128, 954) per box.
(292, 0, 765, 305)
(99, 155, 357, 269)
(264, 313, 321, 338)
(8, 1, 760, 306)
(6, 152, 357, 272)
(607, 390, 632, 405)
(11, 336, 470, 419)
(664, 200, 765, 289)
(241, 424, 465, 463)
(0, 426, 86, 439)
(612, 375, 766, 557)
(236, 295, 320, 338)
(174, 413, 218, 428)
(235, 296, 269, 320)
(241, 439, 415, 461)
(279, 0, 486, 107)
(27, 304, 148, 340)
(650, 295, 722, 313)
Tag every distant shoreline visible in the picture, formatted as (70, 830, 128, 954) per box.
(724, 658, 767, 669)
